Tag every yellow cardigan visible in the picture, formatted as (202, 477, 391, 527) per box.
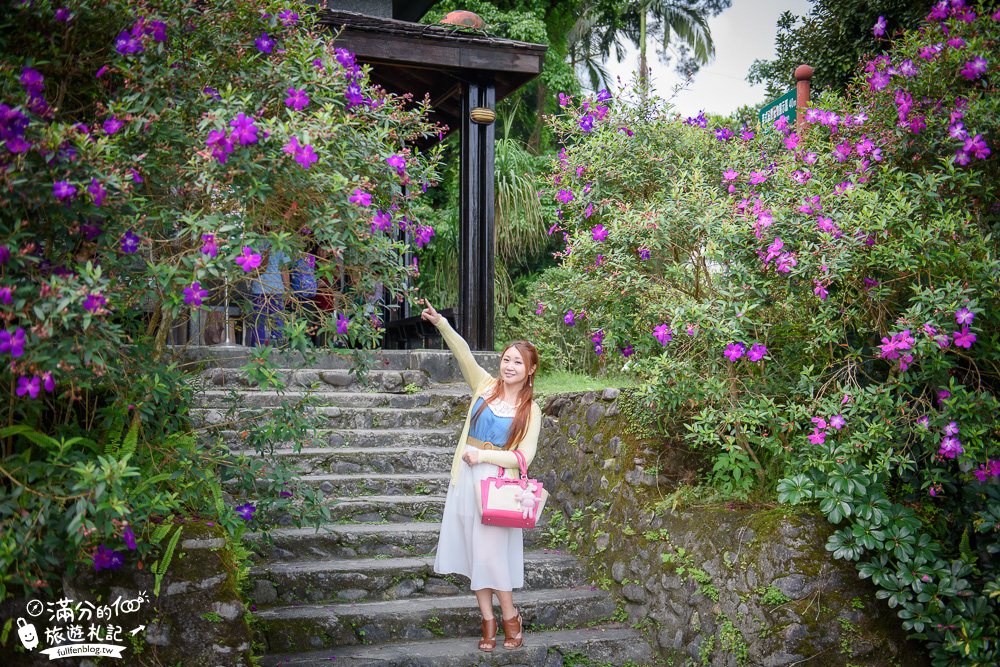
(434, 317, 541, 485)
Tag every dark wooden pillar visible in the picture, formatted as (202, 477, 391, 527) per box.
(458, 80, 496, 350)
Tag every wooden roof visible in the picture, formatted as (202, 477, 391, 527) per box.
(318, 10, 546, 137)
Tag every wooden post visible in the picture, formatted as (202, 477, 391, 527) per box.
(458, 79, 496, 351)
(794, 64, 813, 133)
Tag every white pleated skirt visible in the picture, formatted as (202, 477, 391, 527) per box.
(433, 446, 524, 591)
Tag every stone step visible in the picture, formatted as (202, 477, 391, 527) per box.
(247, 522, 444, 560)
(255, 586, 618, 653)
(328, 495, 446, 523)
(297, 472, 451, 497)
(193, 388, 470, 410)
(196, 406, 457, 430)
(245, 445, 455, 475)
(224, 428, 459, 451)
(251, 550, 587, 606)
(201, 367, 431, 392)
(258, 625, 653, 667)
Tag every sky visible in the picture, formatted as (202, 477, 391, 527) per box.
(603, 0, 812, 118)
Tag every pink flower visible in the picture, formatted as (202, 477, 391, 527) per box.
(944, 421, 959, 436)
(813, 280, 829, 301)
(808, 429, 826, 445)
(724, 342, 746, 361)
(336, 312, 349, 335)
(938, 436, 963, 459)
(811, 416, 828, 430)
(955, 308, 974, 325)
(723, 169, 739, 181)
(235, 247, 262, 272)
(591, 224, 608, 242)
(349, 189, 372, 207)
(952, 327, 976, 348)
(386, 154, 406, 175)
(830, 414, 846, 430)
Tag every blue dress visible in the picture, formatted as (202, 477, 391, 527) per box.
(433, 397, 524, 591)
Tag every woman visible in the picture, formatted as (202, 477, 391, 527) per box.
(419, 298, 541, 653)
(248, 240, 290, 346)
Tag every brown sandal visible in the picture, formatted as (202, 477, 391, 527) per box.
(502, 611, 523, 649)
(479, 616, 498, 652)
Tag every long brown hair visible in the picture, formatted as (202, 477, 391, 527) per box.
(471, 340, 539, 451)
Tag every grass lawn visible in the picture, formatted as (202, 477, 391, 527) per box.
(532, 369, 636, 402)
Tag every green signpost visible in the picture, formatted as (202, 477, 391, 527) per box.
(759, 89, 796, 130)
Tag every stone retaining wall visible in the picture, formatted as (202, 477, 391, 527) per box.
(533, 389, 929, 667)
(0, 523, 251, 667)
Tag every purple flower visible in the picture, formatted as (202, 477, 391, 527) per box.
(939, 436, 963, 459)
(829, 414, 846, 430)
(335, 48, 356, 71)
(879, 329, 914, 360)
(591, 224, 608, 242)
(88, 178, 107, 207)
(584, 202, 594, 218)
(564, 310, 575, 326)
(0, 246, 9, 265)
(93, 544, 124, 571)
(960, 57, 987, 80)
(637, 247, 650, 260)
(284, 87, 309, 111)
(278, 9, 299, 25)
(740, 127, 755, 141)
(235, 503, 256, 521)
(294, 142, 318, 169)
(555, 189, 574, 204)
(748, 171, 767, 185)
(122, 525, 137, 550)
(715, 127, 734, 141)
(229, 113, 258, 145)
(724, 342, 746, 361)
(596, 89, 611, 102)
(723, 169, 739, 182)
(955, 308, 974, 325)
(938, 389, 951, 404)
(578, 115, 594, 132)
(336, 312, 349, 335)
(535, 302, 544, 315)
(16, 375, 40, 399)
(867, 71, 890, 91)
(0, 287, 11, 305)
(53, 180, 77, 202)
(114, 30, 143, 55)
(349, 189, 372, 207)
(873, 15, 887, 37)
(201, 234, 218, 258)
(147, 20, 167, 42)
(653, 324, 672, 346)
(235, 247, 262, 272)
(944, 421, 959, 436)
(83, 293, 107, 313)
(747, 343, 767, 362)
(0, 328, 26, 358)
(43, 372, 55, 393)
(103, 116, 124, 135)
(917, 415, 930, 429)
(255, 32, 274, 54)
(621, 343, 634, 357)
(952, 327, 976, 348)
(95, 65, 109, 78)
(591, 329, 604, 345)
(20, 67, 44, 96)
(120, 230, 140, 254)
(807, 429, 826, 445)
(206, 129, 234, 164)
(813, 280, 829, 301)
(370, 210, 392, 233)
(55, 7, 72, 21)
(414, 225, 435, 248)
(558, 92, 571, 107)
(386, 154, 406, 175)
(183, 281, 208, 307)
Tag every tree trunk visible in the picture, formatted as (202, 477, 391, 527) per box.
(639, 8, 648, 93)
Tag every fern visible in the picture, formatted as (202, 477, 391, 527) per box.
(959, 528, 977, 567)
(152, 525, 183, 597)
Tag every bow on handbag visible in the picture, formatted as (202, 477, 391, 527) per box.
(478, 449, 549, 529)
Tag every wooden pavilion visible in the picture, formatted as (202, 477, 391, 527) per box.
(319, 2, 547, 351)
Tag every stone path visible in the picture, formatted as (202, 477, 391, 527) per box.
(194, 351, 653, 666)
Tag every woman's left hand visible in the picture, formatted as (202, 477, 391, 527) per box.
(462, 449, 480, 465)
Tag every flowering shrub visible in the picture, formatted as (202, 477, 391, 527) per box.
(0, 0, 441, 599)
(526, 3, 999, 663)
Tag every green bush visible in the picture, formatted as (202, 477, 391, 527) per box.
(528, 4, 1000, 664)
(0, 0, 441, 600)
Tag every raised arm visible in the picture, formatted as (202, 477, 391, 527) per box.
(478, 403, 541, 469)
(420, 299, 492, 390)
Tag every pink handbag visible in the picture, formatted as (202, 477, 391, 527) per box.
(478, 450, 549, 529)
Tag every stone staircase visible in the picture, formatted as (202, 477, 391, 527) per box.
(191, 350, 654, 666)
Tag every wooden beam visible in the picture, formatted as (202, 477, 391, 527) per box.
(458, 80, 495, 351)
